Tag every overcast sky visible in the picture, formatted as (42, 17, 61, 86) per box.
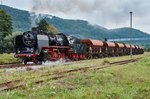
(3, 0, 150, 33)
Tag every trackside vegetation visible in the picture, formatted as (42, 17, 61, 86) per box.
(0, 53, 150, 98)
(0, 53, 18, 64)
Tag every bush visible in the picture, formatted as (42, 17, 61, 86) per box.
(0, 32, 22, 53)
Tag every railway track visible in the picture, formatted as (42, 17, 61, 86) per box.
(0, 80, 24, 91)
(0, 58, 141, 91)
(0, 63, 40, 69)
(39, 58, 141, 77)
(0, 58, 140, 69)
(0, 62, 20, 65)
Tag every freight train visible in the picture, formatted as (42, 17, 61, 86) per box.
(15, 28, 144, 64)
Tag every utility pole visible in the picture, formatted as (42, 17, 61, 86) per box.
(130, 12, 133, 58)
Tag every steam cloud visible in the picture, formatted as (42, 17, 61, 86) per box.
(31, 0, 150, 33)
(30, 12, 47, 27)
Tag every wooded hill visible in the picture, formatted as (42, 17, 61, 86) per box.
(0, 4, 150, 48)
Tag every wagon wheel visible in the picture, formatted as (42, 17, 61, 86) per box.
(38, 61, 42, 65)
(48, 52, 53, 60)
(23, 58, 28, 65)
(87, 54, 93, 59)
(99, 54, 103, 58)
(33, 59, 39, 64)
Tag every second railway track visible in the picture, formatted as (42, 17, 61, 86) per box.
(0, 58, 141, 91)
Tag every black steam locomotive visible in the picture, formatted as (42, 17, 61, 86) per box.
(15, 28, 144, 64)
(15, 27, 85, 64)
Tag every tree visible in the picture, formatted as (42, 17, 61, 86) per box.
(47, 24, 60, 34)
(0, 9, 12, 53)
(0, 9, 12, 39)
(37, 19, 59, 34)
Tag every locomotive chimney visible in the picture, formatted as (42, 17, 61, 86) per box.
(32, 27, 39, 32)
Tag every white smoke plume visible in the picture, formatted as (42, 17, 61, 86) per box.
(31, 0, 150, 32)
(30, 12, 46, 27)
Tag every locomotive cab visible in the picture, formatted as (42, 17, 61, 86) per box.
(56, 33, 69, 46)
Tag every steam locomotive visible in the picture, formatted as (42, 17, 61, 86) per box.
(15, 28, 144, 64)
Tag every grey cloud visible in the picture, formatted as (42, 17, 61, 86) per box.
(31, 0, 150, 33)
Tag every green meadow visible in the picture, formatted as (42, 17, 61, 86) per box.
(0, 53, 150, 99)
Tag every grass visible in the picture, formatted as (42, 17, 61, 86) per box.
(0, 53, 18, 64)
(0, 53, 150, 98)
